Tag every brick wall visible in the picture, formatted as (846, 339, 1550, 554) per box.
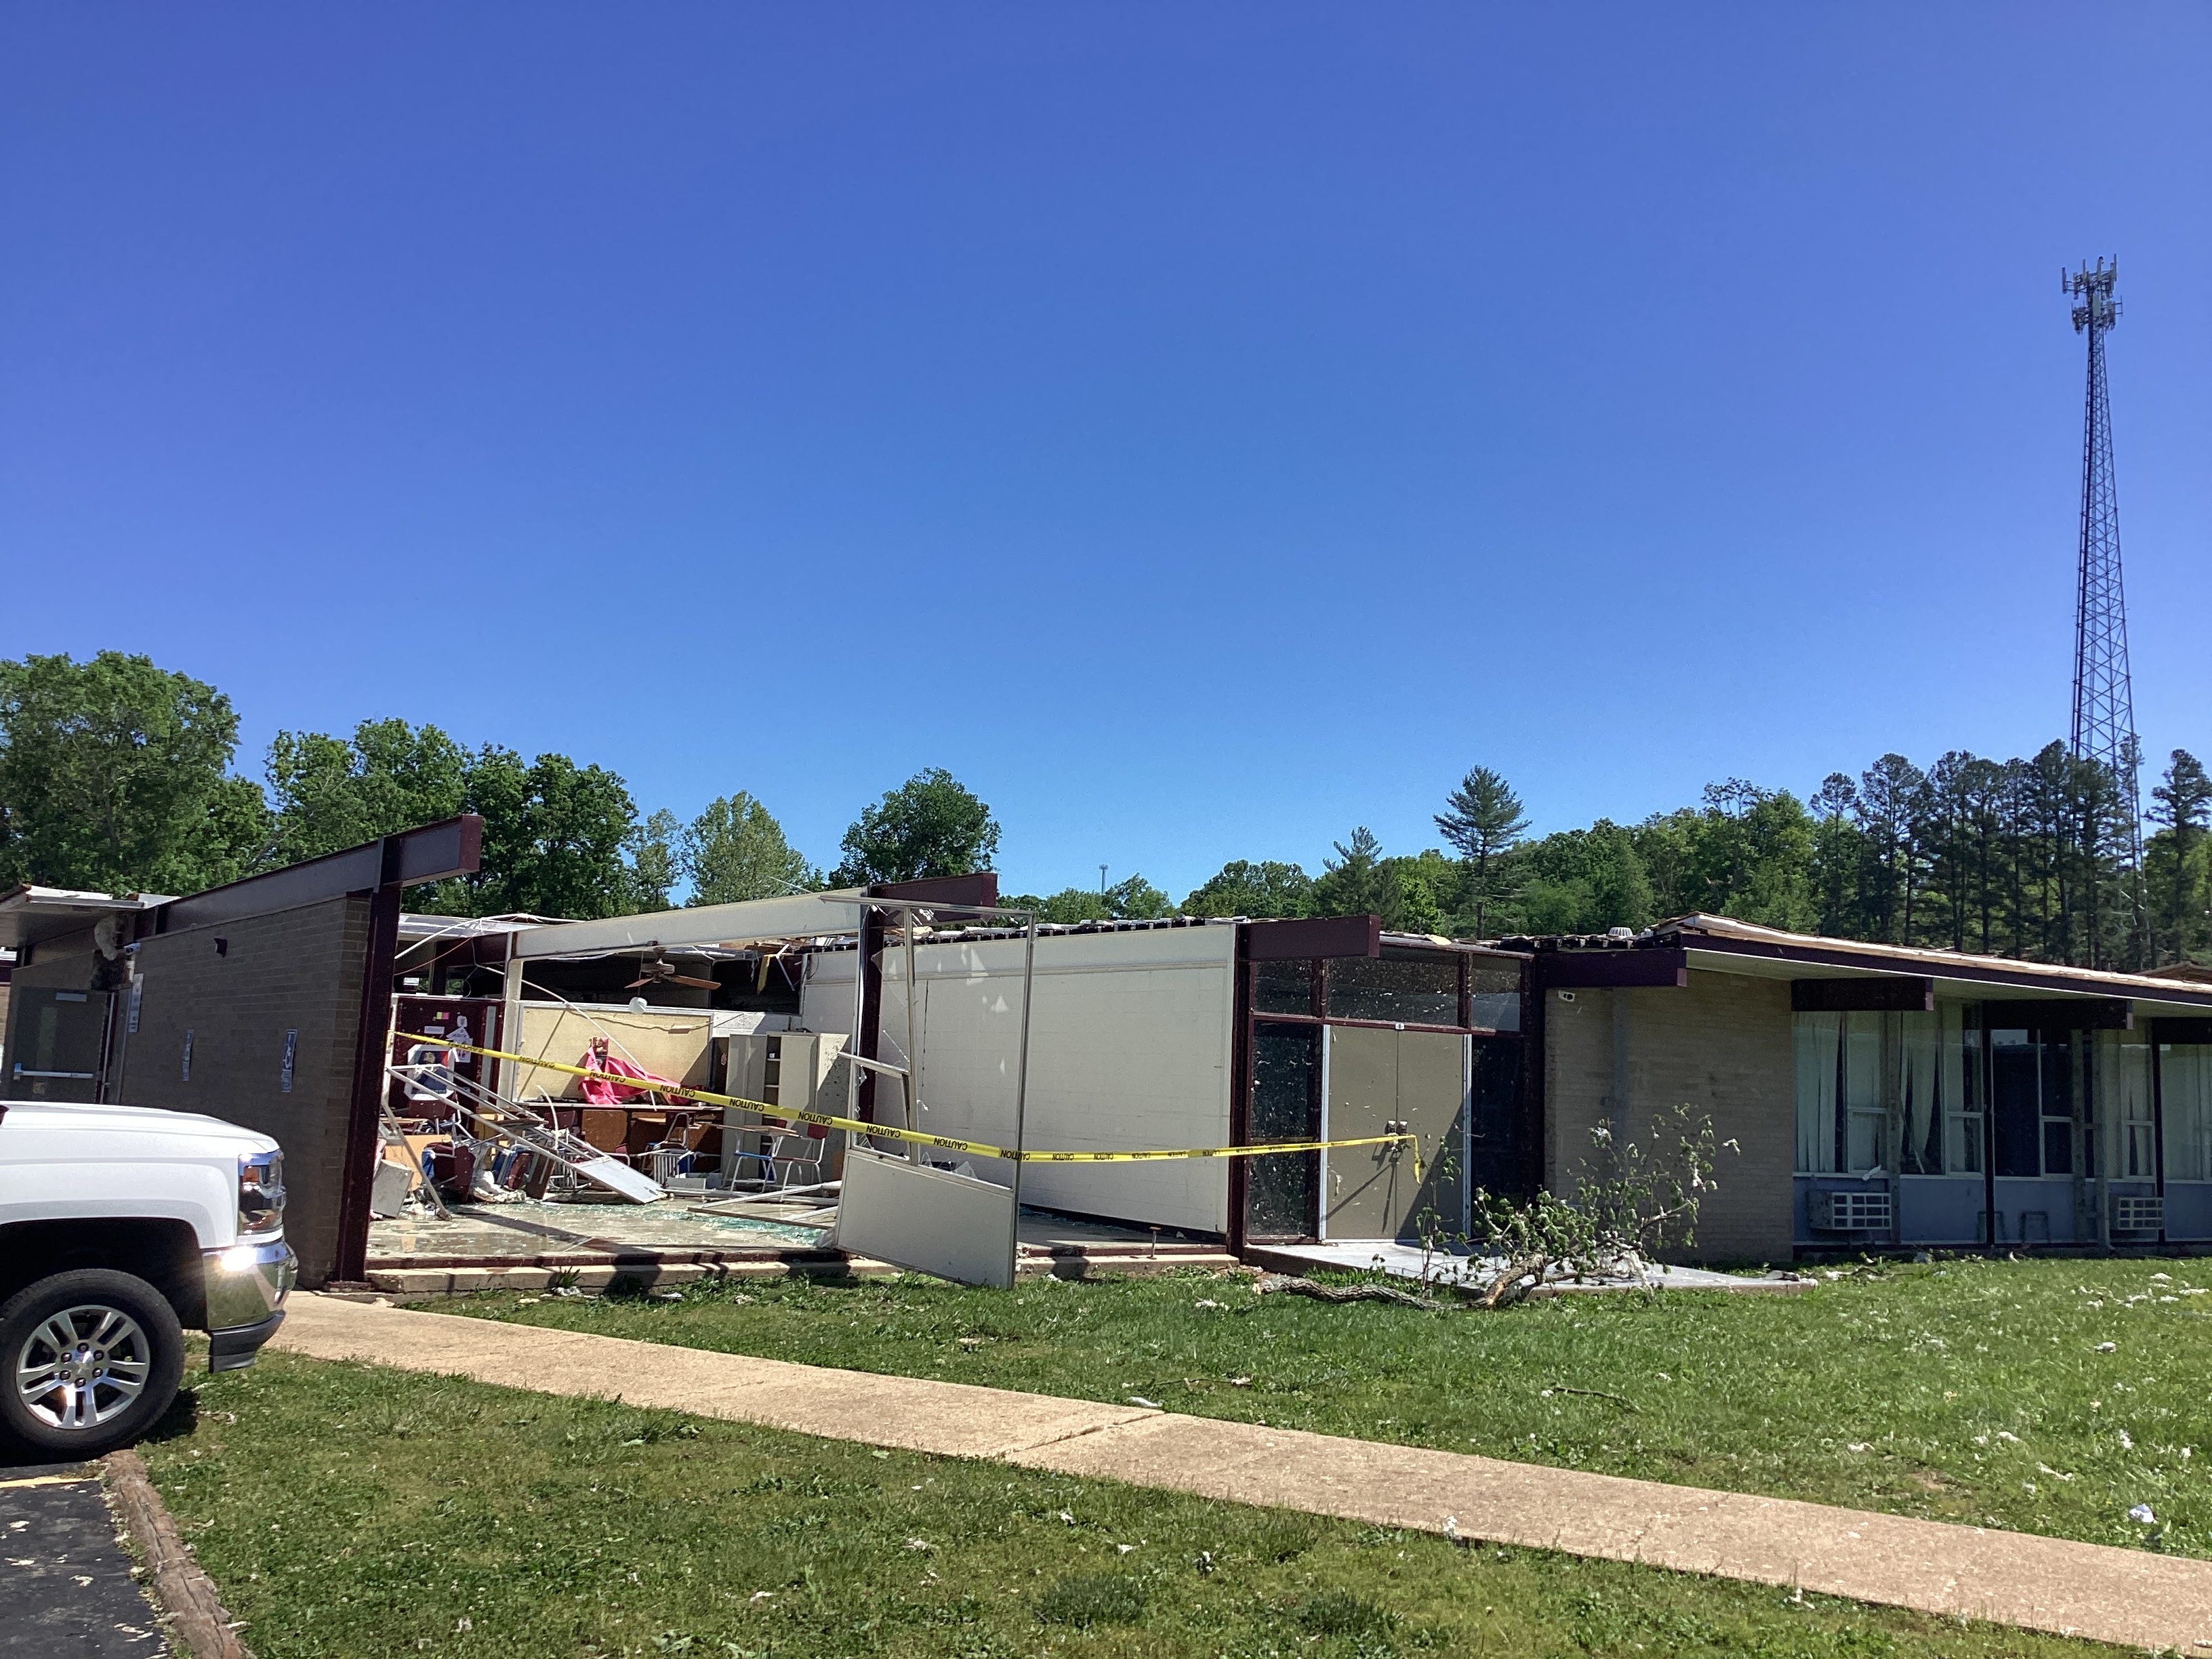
(116, 896, 370, 1286)
(1544, 967, 1794, 1264)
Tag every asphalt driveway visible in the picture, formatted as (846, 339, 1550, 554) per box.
(0, 1462, 167, 1655)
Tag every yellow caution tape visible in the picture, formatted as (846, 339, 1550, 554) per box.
(399, 1033, 1420, 1176)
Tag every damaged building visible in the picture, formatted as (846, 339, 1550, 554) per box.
(12, 819, 2212, 1292)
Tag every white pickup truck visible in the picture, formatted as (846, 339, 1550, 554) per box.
(0, 1100, 297, 1457)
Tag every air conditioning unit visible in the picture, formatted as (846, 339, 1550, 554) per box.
(2112, 1194, 2164, 1234)
(1811, 1189, 1893, 1233)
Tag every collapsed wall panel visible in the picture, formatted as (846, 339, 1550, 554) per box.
(836, 1146, 1018, 1288)
(804, 924, 1237, 1236)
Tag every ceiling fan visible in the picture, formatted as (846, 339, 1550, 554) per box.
(624, 951, 720, 991)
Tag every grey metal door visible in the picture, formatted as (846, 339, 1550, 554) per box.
(1324, 1027, 1467, 1242)
(8, 988, 113, 1102)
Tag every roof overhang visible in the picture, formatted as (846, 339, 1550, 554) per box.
(1654, 915, 2212, 1017)
(0, 887, 167, 953)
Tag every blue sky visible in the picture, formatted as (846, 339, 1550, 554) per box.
(3, 5, 2207, 900)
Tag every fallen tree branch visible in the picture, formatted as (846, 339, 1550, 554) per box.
(1475, 1253, 1549, 1309)
(1253, 1273, 1441, 1309)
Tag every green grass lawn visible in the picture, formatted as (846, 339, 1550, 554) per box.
(142, 1349, 2119, 1658)
(433, 1255, 2212, 1559)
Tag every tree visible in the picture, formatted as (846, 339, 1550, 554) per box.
(0, 651, 268, 895)
(1183, 859, 1314, 919)
(627, 808, 682, 913)
(1023, 888, 1113, 924)
(2149, 750, 2212, 964)
(1012, 873, 1175, 925)
(1853, 754, 1931, 945)
(832, 769, 1000, 886)
(1105, 873, 1173, 919)
(680, 792, 816, 906)
(1312, 827, 1395, 920)
(264, 718, 469, 865)
(1393, 865, 1442, 934)
(1435, 767, 1529, 937)
(447, 747, 646, 920)
(1511, 821, 1653, 935)
(1809, 775, 1866, 940)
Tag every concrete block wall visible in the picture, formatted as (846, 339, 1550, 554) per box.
(116, 896, 370, 1286)
(1544, 968, 1794, 1264)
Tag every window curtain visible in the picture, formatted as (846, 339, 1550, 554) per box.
(1795, 1012, 1840, 1173)
(1900, 1012, 1940, 1174)
(2165, 1046, 2212, 1183)
(1844, 1015, 1883, 1171)
(2097, 1032, 2154, 1180)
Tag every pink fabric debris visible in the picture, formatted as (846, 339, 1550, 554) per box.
(579, 1044, 672, 1105)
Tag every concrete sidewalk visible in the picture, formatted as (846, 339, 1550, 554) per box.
(270, 1293, 2212, 1652)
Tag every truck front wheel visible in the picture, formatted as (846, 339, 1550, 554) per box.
(0, 1270, 185, 1458)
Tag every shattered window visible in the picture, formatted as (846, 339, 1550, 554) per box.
(1254, 958, 1313, 1017)
(1468, 962, 1522, 1032)
(1247, 1021, 1320, 1238)
(1324, 954, 1458, 1026)
(1250, 1021, 1319, 1141)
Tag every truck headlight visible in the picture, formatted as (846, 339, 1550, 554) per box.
(239, 1151, 285, 1235)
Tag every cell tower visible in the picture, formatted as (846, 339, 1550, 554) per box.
(2064, 257, 2145, 960)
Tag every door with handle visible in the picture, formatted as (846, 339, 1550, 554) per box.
(1322, 1025, 1467, 1241)
(8, 987, 115, 1103)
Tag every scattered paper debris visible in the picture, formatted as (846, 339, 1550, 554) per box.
(2095, 1342, 2117, 1353)
(2131, 1504, 2158, 1524)
(1127, 1395, 1163, 1410)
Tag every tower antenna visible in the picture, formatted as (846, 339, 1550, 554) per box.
(2064, 257, 2146, 964)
